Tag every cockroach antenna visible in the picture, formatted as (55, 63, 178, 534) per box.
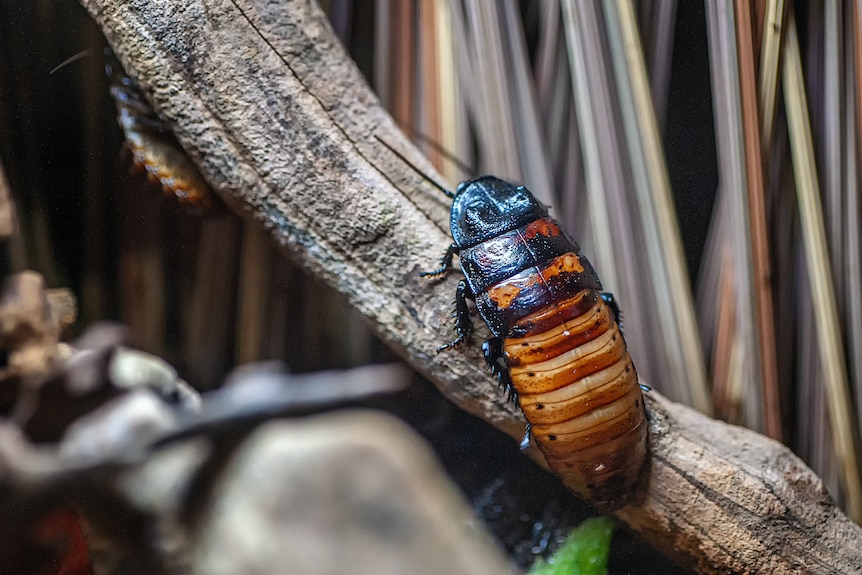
(374, 135, 456, 199)
(396, 126, 475, 178)
(49, 49, 91, 75)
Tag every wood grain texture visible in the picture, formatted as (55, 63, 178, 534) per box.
(78, 0, 862, 572)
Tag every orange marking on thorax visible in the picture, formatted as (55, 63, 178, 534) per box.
(487, 283, 522, 308)
(541, 253, 584, 279)
(523, 217, 562, 239)
(486, 253, 584, 309)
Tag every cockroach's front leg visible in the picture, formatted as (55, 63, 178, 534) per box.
(420, 243, 459, 277)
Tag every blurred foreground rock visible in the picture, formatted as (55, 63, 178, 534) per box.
(193, 413, 514, 575)
(0, 271, 512, 574)
(3, 406, 514, 574)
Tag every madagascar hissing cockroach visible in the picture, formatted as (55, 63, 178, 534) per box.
(421, 174, 648, 511)
(104, 49, 212, 208)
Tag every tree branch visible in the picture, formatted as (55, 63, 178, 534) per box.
(79, 0, 862, 572)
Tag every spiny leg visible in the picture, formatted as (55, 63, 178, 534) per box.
(601, 292, 623, 328)
(483, 337, 530, 447)
(436, 279, 473, 352)
(519, 422, 532, 451)
(482, 337, 517, 404)
(420, 243, 458, 277)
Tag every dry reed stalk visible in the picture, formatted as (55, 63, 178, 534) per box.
(711, 244, 736, 420)
(796, 278, 838, 500)
(534, 12, 573, 199)
(261, 255, 294, 363)
(770, 128, 797, 443)
(848, 0, 862, 432)
(373, 0, 391, 108)
(445, 0, 477, 179)
(391, 0, 414, 138)
(235, 224, 272, 364)
(499, 0, 554, 204)
(545, 58, 573, 194)
(753, 0, 766, 66)
(789, 3, 829, 498)
(705, 0, 764, 429)
(576, 1, 658, 397)
(567, 0, 634, 383)
(558, 104, 584, 228)
(735, 0, 782, 440)
(604, 0, 711, 413)
(758, 0, 784, 155)
(538, 9, 584, 229)
(0, 157, 16, 241)
(326, 0, 353, 47)
(822, 0, 845, 310)
(782, 9, 862, 522)
(116, 177, 167, 358)
(79, 26, 118, 325)
(695, 186, 726, 358)
(461, 1, 519, 180)
(561, 0, 620, 290)
(642, 0, 677, 130)
(432, 0, 462, 185)
(563, 2, 652, 382)
(185, 217, 240, 389)
(698, 1, 730, 368)
(560, 1, 657, 397)
(419, 0, 442, 172)
(835, 2, 862, 500)
(450, 0, 554, 202)
(534, 0, 561, 114)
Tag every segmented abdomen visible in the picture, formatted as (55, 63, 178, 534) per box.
(504, 288, 647, 510)
(105, 50, 212, 208)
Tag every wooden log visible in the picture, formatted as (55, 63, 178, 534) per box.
(78, 0, 862, 572)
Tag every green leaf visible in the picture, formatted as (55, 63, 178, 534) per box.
(527, 516, 616, 575)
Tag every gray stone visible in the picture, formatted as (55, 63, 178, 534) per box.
(193, 411, 514, 575)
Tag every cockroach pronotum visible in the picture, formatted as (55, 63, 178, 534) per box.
(104, 49, 212, 208)
(391, 153, 648, 510)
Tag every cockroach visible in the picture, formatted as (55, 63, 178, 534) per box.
(409, 166, 648, 511)
(104, 49, 212, 208)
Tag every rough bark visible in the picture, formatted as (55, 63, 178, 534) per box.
(79, 0, 862, 573)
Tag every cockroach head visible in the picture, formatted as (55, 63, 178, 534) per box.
(450, 176, 547, 247)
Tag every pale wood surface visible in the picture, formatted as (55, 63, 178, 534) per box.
(79, 0, 862, 572)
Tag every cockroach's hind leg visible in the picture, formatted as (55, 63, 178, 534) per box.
(601, 292, 624, 331)
(482, 336, 517, 404)
(519, 422, 532, 451)
(436, 338, 463, 353)
(482, 337, 506, 377)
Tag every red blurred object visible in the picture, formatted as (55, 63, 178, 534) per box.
(33, 506, 93, 575)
